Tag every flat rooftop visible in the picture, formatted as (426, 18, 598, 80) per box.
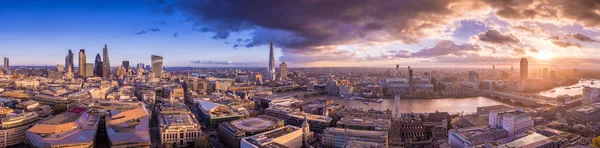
(287, 112, 332, 123)
(324, 127, 388, 137)
(337, 116, 390, 129)
(570, 103, 600, 115)
(242, 125, 303, 148)
(452, 126, 506, 139)
(230, 116, 279, 132)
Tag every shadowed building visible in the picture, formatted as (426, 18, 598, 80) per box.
(151, 55, 163, 78)
(94, 54, 103, 77)
(102, 44, 111, 77)
(78, 49, 86, 77)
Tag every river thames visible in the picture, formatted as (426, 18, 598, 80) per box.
(277, 80, 594, 114)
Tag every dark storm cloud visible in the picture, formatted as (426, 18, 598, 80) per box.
(570, 33, 596, 42)
(162, 0, 487, 53)
(476, 29, 520, 44)
(381, 40, 481, 59)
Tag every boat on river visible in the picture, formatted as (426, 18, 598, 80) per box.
(363, 101, 369, 105)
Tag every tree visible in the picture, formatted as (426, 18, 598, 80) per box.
(592, 136, 600, 147)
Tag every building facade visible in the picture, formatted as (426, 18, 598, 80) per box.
(322, 127, 388, 148)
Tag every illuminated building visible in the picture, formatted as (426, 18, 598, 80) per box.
(78, 49, 86, 77)
(0, 112, 40, 147)
(520, 58, 528, 80)
(26, 107, 99, 148)
(218, 115, 284, 148)
(151, 55, 163, 78)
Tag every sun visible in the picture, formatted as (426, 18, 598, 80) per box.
(533, 51, 554, 60)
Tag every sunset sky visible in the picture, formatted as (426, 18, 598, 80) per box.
(1, 0, 600, 69)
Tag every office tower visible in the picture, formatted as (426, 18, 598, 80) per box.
(3, 57, 8, 70)
(408, 66, 414, 97)
(85, 63, 94, 77)
(78, 49, 86, 77)
(151, 55, 163, 78)
(279, 61, 288, 81)
(268, 42, 276, 80)
(94, 54, 103, 77)
(394, 94, 400, 119)
(520, 58, 528, 80)
(102, 44, 111, 77)
(122, 61, 130, 72)
(395, 64, 399, 77)
(543, 68, 549, 80)
(65, 49, 74, 72)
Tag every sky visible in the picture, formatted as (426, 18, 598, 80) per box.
(1, 0, 600, 69)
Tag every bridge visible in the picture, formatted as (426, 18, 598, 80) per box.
(481, 90, 555, 107)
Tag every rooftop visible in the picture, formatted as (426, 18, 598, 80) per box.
(570, 103, 600, 115)
(287, 112, 332, 123)
(229, 116, 281, 133)
(242, 125, 304, 148)
(324, 127, 388, 137)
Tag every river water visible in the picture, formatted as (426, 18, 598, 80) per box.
(274, 80, 598, 114)
(528, 79, 598, 97)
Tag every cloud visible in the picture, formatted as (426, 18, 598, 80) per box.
(551, 40, 582, 48)
(190, 60, 256, 65)
(173, 32, 179, 37)
(134, 28, 161, 35)
(570, 33, 596, 42)
(475, 29, 520, 44)
(134, 30, 148, 35)
(512, 48, 526, 56)
(162, 0, 489, 54)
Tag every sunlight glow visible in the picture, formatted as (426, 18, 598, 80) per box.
(533, 51, 554, 60)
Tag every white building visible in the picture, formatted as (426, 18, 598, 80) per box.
(14, 80, 39, 90)
(489, 110, 534, 136)
(583, 86, 600, 103)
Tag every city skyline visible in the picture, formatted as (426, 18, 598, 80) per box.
(2, 0, 600, 69)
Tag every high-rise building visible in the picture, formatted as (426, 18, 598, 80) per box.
(85, 63, 94, 77)
(279, 61, 288, 81)
(65, 49, 74, 72)
(151, 55, 163, 78)
(78, 49, 86, 77)
(94, 54, 103, 77)
(408, 66, 414, 97)
(268, 42, 276, 80)
(520, 58, 528, 80)
(122, 61, 130, 72)
(3, 57, 8, 70)
(102, 44, 111, 77)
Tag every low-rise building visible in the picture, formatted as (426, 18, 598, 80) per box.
(159, 105, 203, 147)
(26, 107, 99, 148)
(322, 127, 388, 148)
(217, 115, 284, 148)
(240, 125, 311, 148)
(0, 112, 40, 147)
(198, 100, 244, 129)
(336, 116, 390, 131)
(448, 126, 508, 148)
(566, 103, 600, 124)
(106, 107, 151, 148)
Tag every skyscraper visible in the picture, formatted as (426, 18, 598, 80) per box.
(279, 61, 288, 81)
(151, 55, 164, 78)
(65, 50, 74, 72)
(268, 42, 276, 80)
(102, 44, 111, 77)
(78, 49, 86, 77)
(408, 66, 414, 97)
(3, 57, 8, 70)
(520, 58, 528, 80)
(94, 54, 103, 77)
(122, 61, 130, 72)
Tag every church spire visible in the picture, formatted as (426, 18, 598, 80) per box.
(301, 113, 311, 148)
